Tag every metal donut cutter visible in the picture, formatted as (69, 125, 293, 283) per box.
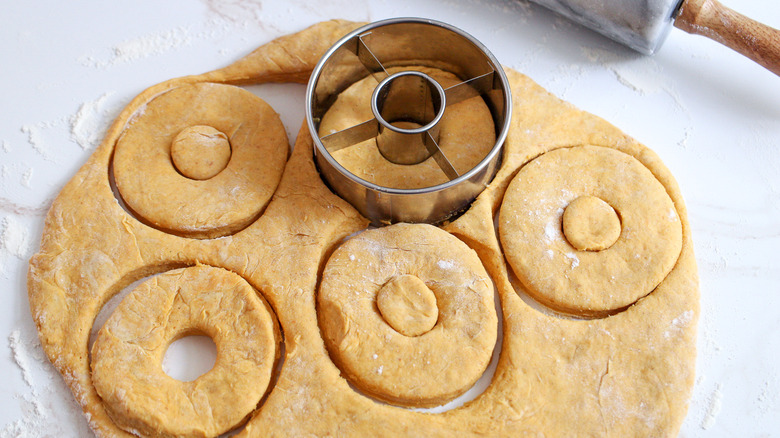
(306, 18, 512, 225)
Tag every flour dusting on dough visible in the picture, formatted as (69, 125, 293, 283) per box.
(664, 310, 693, 339)
(437, 260, 455, 270)
(565, 252, 579, 269)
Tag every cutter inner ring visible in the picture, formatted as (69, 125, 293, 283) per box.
(371, 71, 446, 166)
(306, 18, 513, 224)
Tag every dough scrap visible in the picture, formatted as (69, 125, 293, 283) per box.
(27, 19, 698, 438)
(91, 265, 280, 438)
(318, 223, 497, 407)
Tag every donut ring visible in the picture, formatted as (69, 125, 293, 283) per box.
(317, 223, 498, 407)
(498, 145, 683, 316)
(318, 66, 496, 189)
(90, 265, 281, 437)
(113, 82, 289, 239)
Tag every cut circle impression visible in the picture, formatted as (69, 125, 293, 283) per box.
(562, 195, 622, 251)
(170, 125, 232, 180)
(376, 274, 439, 337)
(90, 265, 281, 437)
(499, 145, 683, 317)
(317, 223, 497, 408)
(113, 82, 289, 239)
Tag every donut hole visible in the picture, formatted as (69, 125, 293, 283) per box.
(170, 125, 232, 180)
(162, 333, 218, 382)
(376, 274, 439, 337)
(562, 195, 622, 252)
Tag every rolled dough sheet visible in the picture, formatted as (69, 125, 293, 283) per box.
(27, 19, 698, 437)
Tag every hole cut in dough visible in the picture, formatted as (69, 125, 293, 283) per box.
(162, 334, 218, 382)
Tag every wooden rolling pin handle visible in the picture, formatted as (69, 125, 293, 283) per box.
(675, 0, 780, 76)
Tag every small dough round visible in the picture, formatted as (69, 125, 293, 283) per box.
(499, 145, 682, 316)
(91, 266, 280, 438)
(170, 125, 232, 180)
(318, 223, 497, 407)
(319, 66, 496, 189)
(376, 274, 438, 337)
(562, 195, 621, 251)
(113, 82, 288, 238)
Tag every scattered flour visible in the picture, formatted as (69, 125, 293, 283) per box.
(701, 383, 723, 430)
(437, 260, 455, 270)
(70, 92, 118, 151)
(3, 329, 93, 437)
(564, 252, 580, 269)
(0, 216, 31, 260)
(9, 331, 34, 388)
(664, 310, 693, 339)
(544, 220, 560, 241)
(19, 125, 48, 159)
(79, 26, 194, 69)
(20, 168, 33, 188)
(1, 140, 9, 153)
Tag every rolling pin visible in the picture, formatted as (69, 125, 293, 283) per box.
(528, 0, 780, 76)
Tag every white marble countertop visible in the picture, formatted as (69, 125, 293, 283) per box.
(1, 0, 778, 436)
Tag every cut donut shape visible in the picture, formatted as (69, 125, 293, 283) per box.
(90, 265, 281, 437)
(113, 82, 289, 239)
(317, 223, 497, 408)
(499, 145, 683, 317)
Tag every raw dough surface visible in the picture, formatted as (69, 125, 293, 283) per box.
(28, 19, 699, 438)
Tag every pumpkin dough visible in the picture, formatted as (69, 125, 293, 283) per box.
(318, 223, 497, 408)
(28, 20, 698, 438)
(170, 125, 232, 180)
(499, 145, 683, 316)
(91, 265, 280, 438)
(113, 82, 289, 239)
(562, 194, 622, 251)
(318, 66, 496, 189)
(376, 274, 438, 337)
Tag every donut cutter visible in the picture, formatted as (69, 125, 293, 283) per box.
(306, 18, 512, 224)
